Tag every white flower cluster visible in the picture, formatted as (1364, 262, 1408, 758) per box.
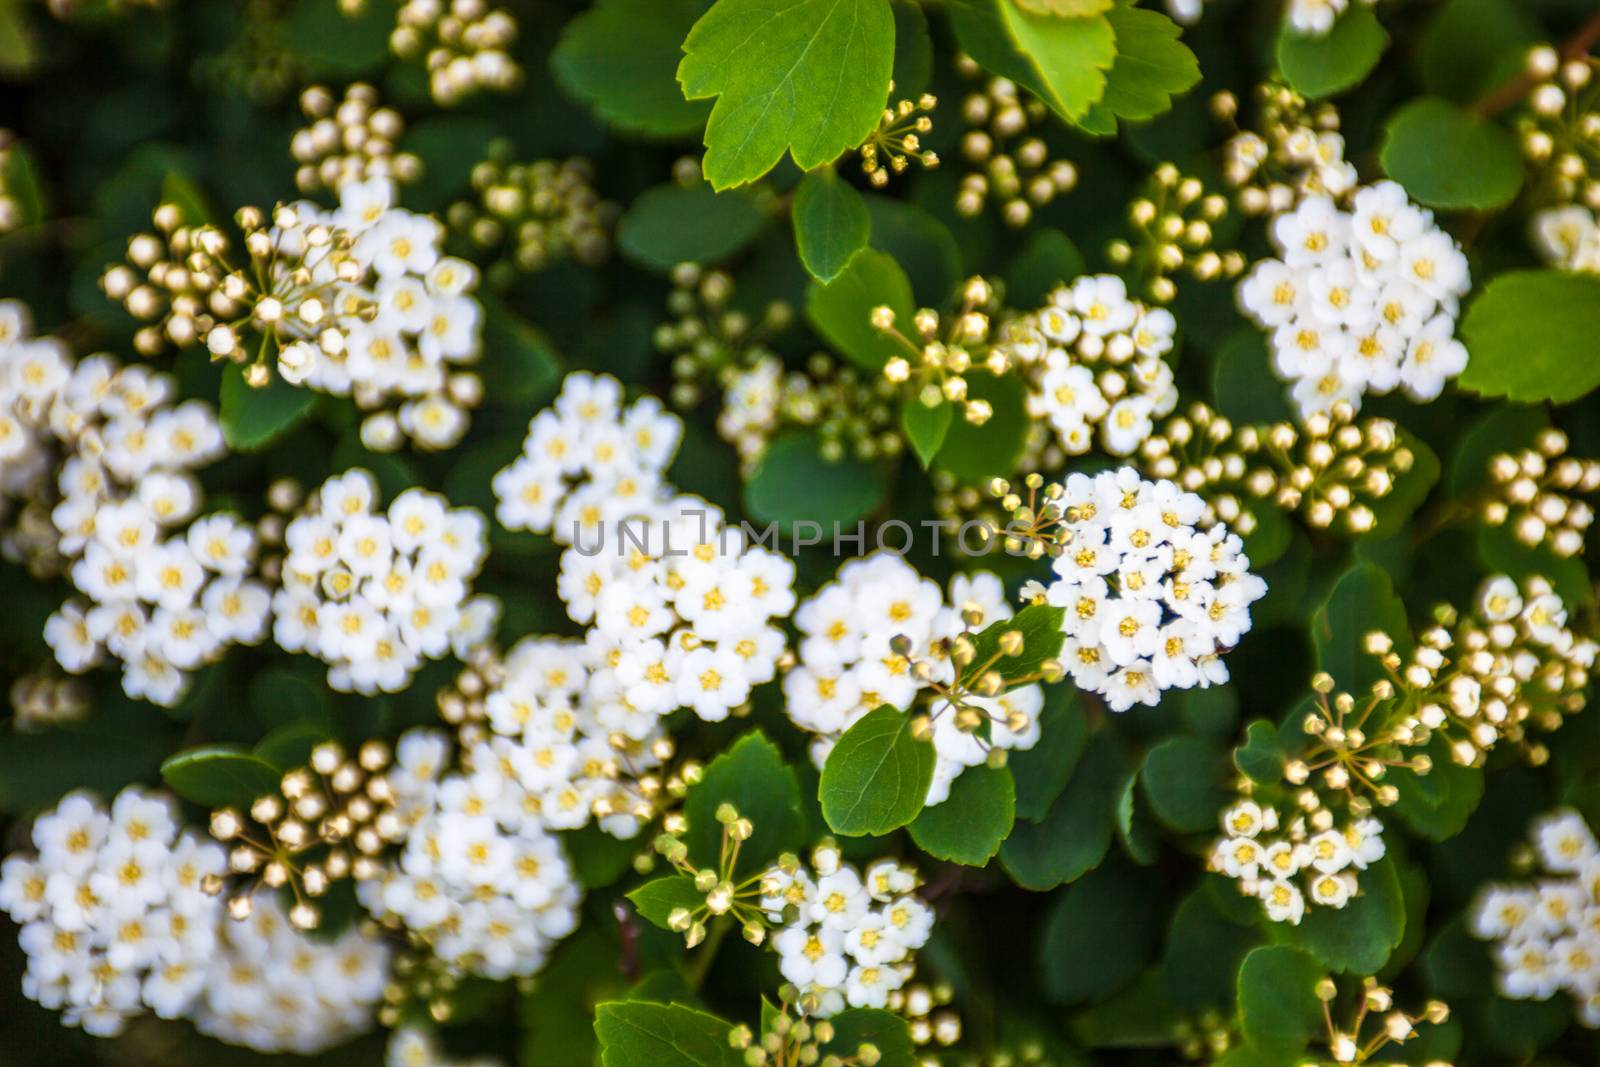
(390, 1025, 503, 1067)
(492, 371, 681, 542)
(1532, 205, 1600, 273)
(227, 178, 482, 451)
(1472, 809, 1600, 1026)
(356, 729, 581, 980)
(1237, 183, 1471, 420)
(497, 372, 795, 729)
(1004, 275, 1179, 458)
(192, 895, 390, 1054)
(0, 302, 267, 706)
(785, 553, 1041, 805)
(0, 789, 226, 1037)
(1287, 0, 1377, 36)
(273, 468, 495, 694)
(717, 355, 783, 466)
(473, 634, 668, 840)
(1225, 120, 1357, 215)
(761, 847, 934, 1018)
(1032, 469, 1265, 712)
(1209, 799, 1386, 925)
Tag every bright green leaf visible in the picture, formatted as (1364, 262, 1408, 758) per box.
(626, 875, 704, 930)
(1379, 96, 1523, 211)
(160, 745, 283, 808)
(805, 247, 917, 372)
(962, 604, 1066, 687)
(593, 1001, 744, 1067)
(997, 2, 1117, 122)
(552, 0, 711, 136)
(744, 429, 890, 526)
(219, 364, 317, 452)
(822, 1008, 916, 1067)
(1097, 4, 1201, 122)
(901, 397, 954, 469)
(909, 763, 1015, 866)
(685, 731, 804, 877)
(819, 705, 935, 836)
(793, 170, 871, 283)
(1236, 945, 1325, 1054)
(1458, 270, 1600, 404)
(678, 0, 896, 190)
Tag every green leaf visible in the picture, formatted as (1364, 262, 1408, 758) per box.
(0, 140, 45, 226)
(219, 364, 317, 452)
(1458, 270, 1600, 404)
(1001, 730, 1123, 889)
(1040, 857, 1163, 1003)
(0, 727, 171, 815)
(805, 247, 916, 372)
(552, 0, 711, 136)
(626, 875, 705, 930)
(1010, 687, 1086, 821)
(1236, 945, 1325, 1054)
(1311, 562, 1412, 694)
(909, 764, 1015, 866)
(862, 195, 962, 305)
(933, 374, 1031, 481)
(252, 724, 331, 772)
(1096, 4, 1200, 122)
(678, 0, 896, 190)
(1211, 330, 1294, 425)
(1277, 855, 1406, 974)
(890, 1, 934, 93)
(1007, 228, 1086, 307)
(1234, 720, 1288, 788)
(1390, 734, 1483, 840)
(962, 604, 1066, 686)
(819, 705, 935, 836)
(285, 0, 391, 77)
(160, 172, 215, 227)
(522, 927, 631, 1065)
(947, 0, 1056, 106)
(1417, 0, 1537, 104)
(1379, 97, 1523, 211)
(823, 1008, 916, 1067)
(617, 182, 767, 270)
(1163, 889, 1263, 1011)
(0, 0, 37, 77)
(160, 745, 283, 808)
(684, 731, 804, 876)
(997, 3, 1117, 122)
(1277, 7, 1387, 99)
(564, 825, 643, 890)
(1139, 735, 1229, 833)
(743, 429, 890, 526)
(793, 170, 871, 283)
(901, 397, 954, 469)
(477, 294, 564, 406)
(593, 1001, 743, 1067)
(1115, 769, 1161, 866)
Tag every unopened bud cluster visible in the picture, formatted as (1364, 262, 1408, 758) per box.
(385, 0, 521, 106)
(208, 739, 404, 932)
(380, 948, 470, 1027)
(447, 146, 616, 286)
(1385, 575, 1595, 766)
(291, 83, 420, 195)
(1172, 1012, 1237, 1061)
(652, 802, 767, 951)
(1515, 46, 1600, 209)
(1483, 429, 1597, 558)
(1215, 82, 1356, 215)
(1106, 163, 1243, 304)
(729, 990, 885, 1067)
(874, 275, 1008, 429)
(8, 672, 91, 730)
(1317, 976, 1450, 1064)
(953, 57, 1077, 227)
(1289, 669, 1435, 809)
(860, 86, 939, 188)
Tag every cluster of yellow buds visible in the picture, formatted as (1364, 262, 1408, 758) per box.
(8, 672, 90, 731)
(1173, 1011, 1236, 1061)
(1483, 429, 1598, 558)
(447, 147, 616, 285)
(380, 947, 469, 1027)
(291, 83, 420, 195)
(1516, 46, 1600, 208)
(386, 0, 521, 106)
(875, 276, 1010, 427)
(657, 264, 794, 410)
(1316, 977, 1450, 1065)
(207, 739, 405, 931)
(652, 803, 772, 950)
(1214, 82, 1357, 215)
(0, 486, 68, 579)
(928, 426, 1054, 526)
(1147, 400, 1415, 536)
(1106, 164, 1244, 303)
(729, 992, 884, 1067)
(894, 602, 1060, 764)
(892, 980, 961, 1053)
(953, 57, 1077, 226)
(1287, 671, 1434, 812)
(860, 86, 939, 188)
(1376, 575, 1596, 767)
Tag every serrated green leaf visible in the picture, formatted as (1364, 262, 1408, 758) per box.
(160, 745, 283, 808)
(744, 428, 890, 526)
(618, 182, 767, 271)
(933, 374, 1031, 481)
(1277, 7, 1387, 99)
(1379, 96, 1523, 211)
(998, 2, 1116, 122)
(678, 0, 896, 190)
(594, 1001, 743, 1067)
(822, 1008, 916, 1066)
(1236, 945, 1324, 1054)
(1097, 4, 1200, 122)
(626, 874, 704, 930)
(1458, 270, 1600, 404)
(219, 363, 317, 452)
(1311, 562, 1412, 694)
(962, 604, 1066, 686)
(909, 763, 1015, 866)
(552, 0, 711, 136)
(685, 731, 804, 877)
(793, 170, 871, 283)
(901, 397, 954, 469)
(820, 705, 935, 836)
(805, 247, 916, 372)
